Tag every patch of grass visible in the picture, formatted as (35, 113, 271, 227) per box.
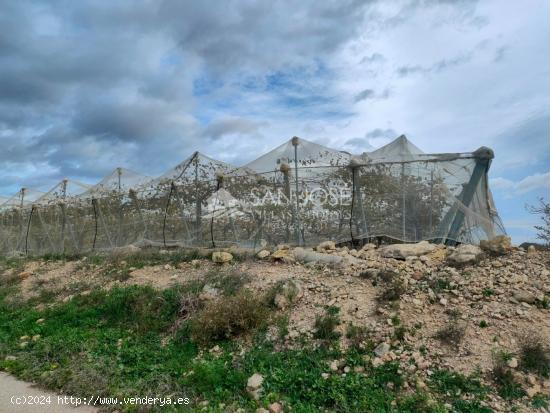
(203, 270, 250, 296)
(190, 290, 269, 346)
(429, 277, 451, 293)
(531, 394, 549, 409)
(482, 288, 494, 297)
(535, 295, 549, 309)
(41, 253, 83, 262)
(272, 313, 290, 339)
(430, 369, 488, 398)
(492, 358, 525, 400)
(446, 308, 462, 319)
(313, 306, 341, 342)
(519, 335, 550, 378)
(346, 324, 371, 351)
(107, 249, 202, 270)
(434, 320, 466, 348)
(264, 279, 300, 309)
(397, 393, 445, 413)
(394, 325, 407, 341)
(377, 278, 406, 303)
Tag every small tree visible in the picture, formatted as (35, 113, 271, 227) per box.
(527, 198, 550, 246)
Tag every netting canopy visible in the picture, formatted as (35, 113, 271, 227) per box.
(0, 135, 506, 255)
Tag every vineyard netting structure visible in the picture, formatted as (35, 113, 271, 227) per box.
(0, 135, 506, 255)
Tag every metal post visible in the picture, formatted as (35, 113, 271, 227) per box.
(349, 159, 369, 244)
(280, 163, 292, 243)
(17, 188, 26, 252)
(210, 172, 224, 248)
(92, 198, 98, 251)
(291, 137, 301, 245)
(60, 179, 67, 254)
(429, 170, 434, 236)
(117, 167, 123, 247)
(194, 154, 202, 244)
(401, 164, 406, 241)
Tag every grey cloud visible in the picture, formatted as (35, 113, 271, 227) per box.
(160, 0, 371, 74)
(365, 128, 397, 139)
(343, 137, 375, 153)
(360, 53, 385, 65)
(354, 88, 390, 103)
(397, 52, 474, 77)
(201, 118, 266, 140)
(354, 89, 375, 102)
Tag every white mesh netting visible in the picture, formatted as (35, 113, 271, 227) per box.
(0, 136, 506, 255)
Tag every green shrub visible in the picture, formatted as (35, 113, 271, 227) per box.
(520, 335, 550, 377)
(482, 288, 494, 297)
(434, 320, 465, 348)
(377, 278, 406, 303)
(313, 306, 341, 341)
(346, 324, 371, 351)
(203, 270, 250, 296)
(190, 291, 268, 345)
(492, 361, 525, 400)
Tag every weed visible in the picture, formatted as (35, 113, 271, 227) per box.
(394, 325, 407, 341)
(479, 320, 488, 328)
(492, 360, 525, 400)
(190, 290, 268, 345)
(445, 308, 462, 319)
(434, 320, 466, 348)
(265, 279, 300, 309)
(429, 277, 451, 293)
(397, 393, 446, 412)
(430, 369, 487, 398)
(273, 313, 290, 339)
(390, 315, 401, 326)
(519, 335, 550, 377)
(377, 278, 406, 303)
(313, 306, 341, 342)
(482, 288, 494, 297)
(535, 296, 549, 309)
(531, 394, 549, 409)
(203, 270, 250, 296)
(345, 324, 371, 351)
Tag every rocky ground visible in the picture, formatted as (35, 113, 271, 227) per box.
(3, 236, 550, 412)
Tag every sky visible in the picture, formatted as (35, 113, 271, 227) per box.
(1, 0, 549, 244)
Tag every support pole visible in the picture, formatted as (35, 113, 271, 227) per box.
(116, 167, 123, 247)
(92, 198, 98, 251)
(18, 188, 26, 252)
(280, 163, 292, 243)
(429, 170, 434, 236)
(291, 137, 302, 245)
(401, 164, 406, 241)
(60, 179, 67, 254)
(194, 155, 202, 244)
(210, 172, 223, 248)
(163, 182, 175, 248)
(349, 159, 368, 245)
(25, 205, 35, 256)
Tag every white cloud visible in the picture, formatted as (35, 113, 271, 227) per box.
(491, 172, 550, 195)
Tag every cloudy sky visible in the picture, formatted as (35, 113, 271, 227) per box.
(1, 0, 549, 243)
